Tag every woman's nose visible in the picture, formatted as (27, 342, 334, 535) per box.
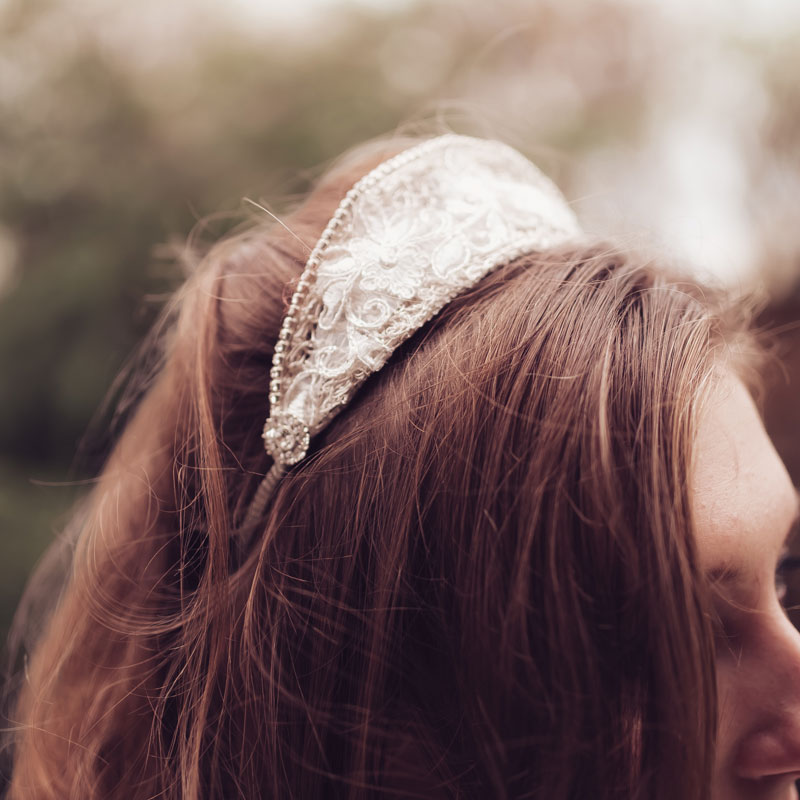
(734, 608, 800, 780)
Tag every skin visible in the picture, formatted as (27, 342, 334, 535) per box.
(693, 377, 800, 800)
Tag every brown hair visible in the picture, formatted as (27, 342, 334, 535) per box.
(4, 137, 755, 799)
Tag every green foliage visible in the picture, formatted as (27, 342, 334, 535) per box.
(0, 0, 450, 643)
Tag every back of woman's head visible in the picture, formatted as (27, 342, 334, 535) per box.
(5, 136, 754, 799)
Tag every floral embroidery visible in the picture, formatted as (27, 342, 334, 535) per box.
(269, 135, 581, 461)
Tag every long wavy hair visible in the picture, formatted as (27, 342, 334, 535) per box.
(4, 137, 757, 799)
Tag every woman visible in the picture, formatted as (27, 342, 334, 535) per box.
(5, 134, 800, 799)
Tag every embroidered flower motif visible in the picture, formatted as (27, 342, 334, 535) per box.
(344, 202, 432, 300)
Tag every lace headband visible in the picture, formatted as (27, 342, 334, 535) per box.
(242, 134, 580, 529)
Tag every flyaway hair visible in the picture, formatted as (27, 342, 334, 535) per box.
(3, 135, 760, 799)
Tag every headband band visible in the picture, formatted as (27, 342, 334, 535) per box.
(242, 134, 580, 529)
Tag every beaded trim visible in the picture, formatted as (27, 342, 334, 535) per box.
(263, 138, 446, 464)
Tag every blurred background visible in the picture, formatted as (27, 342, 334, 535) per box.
(1, 0, 799, 643)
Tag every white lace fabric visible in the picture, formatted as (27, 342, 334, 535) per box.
(261, 135, 580, 475)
